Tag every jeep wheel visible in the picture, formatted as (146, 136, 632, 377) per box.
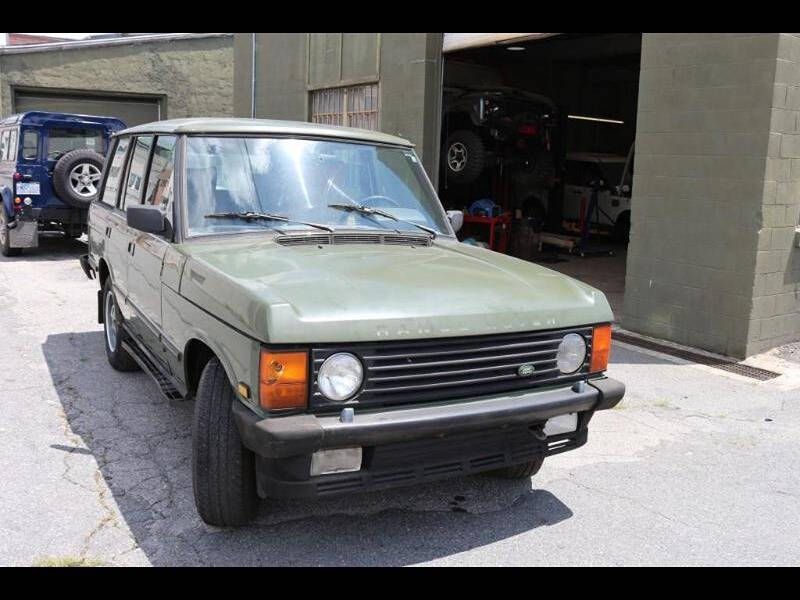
(489, 456, 545, 480)
(0, 210, 22, 257)
(192, 357, 259, 526)
(53, 149, 105, 209)
(443, 130, 486, 185)
(102, 279, 140, 372)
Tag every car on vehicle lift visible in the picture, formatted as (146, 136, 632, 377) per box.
(441, 86, 560, 186)
(80, 118, 624, 527)
(0, 111, 126, 257)
(560, 150, 633, 242)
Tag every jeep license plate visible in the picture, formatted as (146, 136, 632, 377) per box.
(16, 182, 40, 195)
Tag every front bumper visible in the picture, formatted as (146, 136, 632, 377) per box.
(233, 377, 624, 499)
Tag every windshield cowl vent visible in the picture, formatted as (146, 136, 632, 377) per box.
(276, 233, 432, 247)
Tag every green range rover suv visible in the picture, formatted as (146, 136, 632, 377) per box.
(80, 118, 624, 526)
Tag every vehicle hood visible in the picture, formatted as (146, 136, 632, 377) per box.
(177, 237, 613, 343)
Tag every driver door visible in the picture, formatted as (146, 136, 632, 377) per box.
(126, 135, 177, 369)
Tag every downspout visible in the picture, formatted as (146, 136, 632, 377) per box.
(250, 33, 257, 118)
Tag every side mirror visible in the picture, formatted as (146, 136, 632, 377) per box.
(446, 210, 464, 233)
(127, 205, 165, 234)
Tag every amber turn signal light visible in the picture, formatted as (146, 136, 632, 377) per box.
(259, 350, 308, 410)
(590, 324, 612, 373)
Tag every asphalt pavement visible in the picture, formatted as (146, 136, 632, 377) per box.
(1, 236, 798, 566)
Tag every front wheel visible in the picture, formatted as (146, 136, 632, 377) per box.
(489, 456, 544, 480)
(192, 358, 258, 526)
(443, 129, 486, 185)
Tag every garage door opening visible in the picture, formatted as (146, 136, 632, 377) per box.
(439, 33, 642, 322)
(14, 89, 162, 127)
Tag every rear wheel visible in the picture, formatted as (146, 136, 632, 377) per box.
(192, 357, 258, 526)
(102, 279, 140, 372)
(0, 210, 22, 257)
(489, 456, 545, 480)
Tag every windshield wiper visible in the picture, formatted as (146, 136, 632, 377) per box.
(204, 212, 334, 233)
(327, 203, 437, 238)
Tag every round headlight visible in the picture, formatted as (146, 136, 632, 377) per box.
(556, 333, 587, 374)
(317, 353, 363, 402)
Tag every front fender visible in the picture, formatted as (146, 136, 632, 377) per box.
(161, 285, 260, 405)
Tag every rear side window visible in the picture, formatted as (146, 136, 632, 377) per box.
(22, 131, 39, 160)
(7, 129, 18, 162)
(100, 137, 131, 207)
(0, 130, 8, 161)
(121, 136, 153, 210)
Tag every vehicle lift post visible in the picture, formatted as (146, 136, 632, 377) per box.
(573, 180, 614, 258)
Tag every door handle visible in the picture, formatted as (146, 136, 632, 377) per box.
(127, 241, 132, 254)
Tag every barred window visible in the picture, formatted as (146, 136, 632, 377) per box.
(311, 83, 379, 131)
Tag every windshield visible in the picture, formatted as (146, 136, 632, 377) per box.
(184, 136, 450, 237)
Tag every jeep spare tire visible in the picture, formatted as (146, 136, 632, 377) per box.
(52, 149, 105, 209)
(443, 130, 486, 185)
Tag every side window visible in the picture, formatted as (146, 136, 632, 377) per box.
(143, 136, 176, 210)
(121, 136, 153, 210)
(100, 137, 131, 207)
(22, 131, 39, 160)
(0, 130, 8, 161)
(8, 129, 18, 162)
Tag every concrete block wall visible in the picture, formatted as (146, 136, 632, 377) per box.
(747, 33, 800, 354)
(234, 33, 444, 185)
(624, 33, 798, 357)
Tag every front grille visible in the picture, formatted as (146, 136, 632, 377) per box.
(310, 326, 594, 411)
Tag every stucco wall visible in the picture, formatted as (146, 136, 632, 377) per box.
(0, 34, 234, 119)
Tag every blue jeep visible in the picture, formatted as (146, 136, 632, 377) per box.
(0, 111, 126, 256)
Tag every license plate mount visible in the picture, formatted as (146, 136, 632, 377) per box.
(16, 182, 41, 195)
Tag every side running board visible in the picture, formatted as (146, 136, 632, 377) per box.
(121, 332, 185, 401)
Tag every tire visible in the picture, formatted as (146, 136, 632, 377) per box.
(489, 456, 545, 480)
(443, 129, 486, 185)
(0, 209, 22, 257)
(614, 211, 631, 243)
(102, 279, 140, 372)
(52, 149, 105, 209)
(192, 357, 258, 527)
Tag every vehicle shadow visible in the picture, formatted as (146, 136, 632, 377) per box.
(0, 235, 86, 263)
(42, 330, 574, 566)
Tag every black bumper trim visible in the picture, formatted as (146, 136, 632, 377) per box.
(233, 377, 625, 459)
(587, 376, 625, 411)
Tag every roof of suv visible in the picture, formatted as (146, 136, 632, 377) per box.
(0, 111, 126, 129)
(118, 118, 415, 147)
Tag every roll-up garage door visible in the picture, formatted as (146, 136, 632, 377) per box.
(14, 91, 161, 127)
(443, 33, 561, 53)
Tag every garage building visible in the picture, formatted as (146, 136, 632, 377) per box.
(233, 33, 800, 359)
(0, 33, 234, 126)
